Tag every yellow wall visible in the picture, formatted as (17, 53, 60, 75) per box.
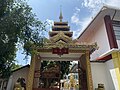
(112, 52, 120, 90)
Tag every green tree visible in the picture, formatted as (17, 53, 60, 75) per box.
(0, 0, 46, 78)
(11, 63, 22, 71)
(59, 61, 71, 78)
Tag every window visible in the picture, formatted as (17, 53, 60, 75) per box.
(112, 20, 120, 40)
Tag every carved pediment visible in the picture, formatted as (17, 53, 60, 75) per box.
(50, 31, 72, 43)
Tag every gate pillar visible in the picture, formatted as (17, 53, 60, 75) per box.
(26, 54, 37, 90)
(86, 51, 93, 90)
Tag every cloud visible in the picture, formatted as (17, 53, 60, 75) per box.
(71, 7, 81, 25)
(71, 7, 92, 38)
(81, 0, 120, 17)
(71, 0, 103, 38)
(80, 17, 92, 30)
(82, 0, 103, 9)
(46, 19, 54, 31)
(71, 14, 80, 25)
(72, 29, 80, 38)
(72, 0, 120, 38)
(106, 0, 120, 7)
(75, 7, 80, 12)
(46, 19, 54, 26)
(82, 0, 120, 13)
(81, 0, 120, 26)
(82, 0, 104, 17)
(72, 17, 92, 38)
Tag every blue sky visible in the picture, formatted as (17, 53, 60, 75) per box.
(16, 0, 120, 65)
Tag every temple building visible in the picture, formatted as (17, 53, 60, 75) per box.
(78, 5, 120, 90)
(4, 5, 120, 90)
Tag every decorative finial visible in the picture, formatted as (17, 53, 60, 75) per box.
(59, 5, 63, 22)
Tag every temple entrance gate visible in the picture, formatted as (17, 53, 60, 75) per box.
(26, 11, 97, 90)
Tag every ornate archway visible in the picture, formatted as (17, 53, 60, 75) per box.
(26, 11, 97, 90)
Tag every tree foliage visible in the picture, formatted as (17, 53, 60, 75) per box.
(0, 0, 71, 80)
(0, 0, 46, 78)
(11, 63, 22, 71)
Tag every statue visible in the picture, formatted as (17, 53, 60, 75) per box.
(95, 84, 105, 90)
(14, 77, 26, 90)
(14, 82, 22, 90)
(64, 82, 69, 90)
(69, 74, 76, 90)
(98, 84, 105, 90)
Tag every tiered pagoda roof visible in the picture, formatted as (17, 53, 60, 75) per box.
(49, 11, 73, 38)
(37, 11, 97, 54)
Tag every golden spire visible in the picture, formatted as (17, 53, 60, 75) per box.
(59, 5, 63, 22)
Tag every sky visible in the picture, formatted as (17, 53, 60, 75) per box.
(16, 0, 120, 65)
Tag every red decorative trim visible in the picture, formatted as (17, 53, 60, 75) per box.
(104, 15, 118, 49)
(96, 54, 112, 61)
(52, 48, 69, 55)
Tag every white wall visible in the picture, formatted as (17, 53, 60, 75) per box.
(91, 62, 114, 90)
(78, 19, 110, 60)
(90, 20, 110, 60)
(105, 60, 116, 90)
(106, 59, 119, 90)
(6, 67, 29, 90)
(117, 40, 120, 49)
